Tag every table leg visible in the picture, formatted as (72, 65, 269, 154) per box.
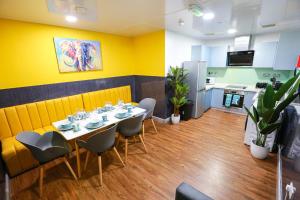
(75, 142, 81, 178)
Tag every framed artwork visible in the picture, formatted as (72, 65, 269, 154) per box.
(53, 37, 102, 72)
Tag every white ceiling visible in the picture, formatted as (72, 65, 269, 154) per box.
(166, 0, 300, 39)
(0, 0, 300, 39)
(0, 0, 165, 36)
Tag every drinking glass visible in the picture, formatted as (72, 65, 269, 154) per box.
(102, 114, 108, 122)
(67, 115, 74, 123)
(105, 101, 112, 111)
(118, 99, 124, 107)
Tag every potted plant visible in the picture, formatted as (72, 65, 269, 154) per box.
(167, 66, 189, 124)
(245, 73, 300, 159)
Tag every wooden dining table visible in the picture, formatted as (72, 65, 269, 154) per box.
(52, 105, 146, 177)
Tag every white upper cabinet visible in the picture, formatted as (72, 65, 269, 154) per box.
(252, 41, 278, 68)
(191, 45, 210, 62)
(201, 45, 210, 62)
(274, 31, 300, 70)
(208, 45, 228, 68)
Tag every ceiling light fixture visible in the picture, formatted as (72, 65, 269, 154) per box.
(227, 29, 237, 34)
(65, 15, 78, 23)
(203, 12, 215, 20)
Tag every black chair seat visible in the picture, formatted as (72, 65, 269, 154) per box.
(116, 114, 147, 163)
(138, 98, 158, 135)
(138, 98, 156, 120)
(16, 131, 71, 164)
(76, 124, 125, 186)
(16, 131, 77, 198)
(175, 182, 213, 200)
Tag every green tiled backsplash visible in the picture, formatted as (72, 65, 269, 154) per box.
(207, 67, 294, 85)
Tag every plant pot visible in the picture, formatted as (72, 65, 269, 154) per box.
(250, 140, 269, 159)
(171, 114, 180, 124)
(180, 100, 194, 121)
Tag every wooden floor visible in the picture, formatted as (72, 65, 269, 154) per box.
(10, 109, 277, 200)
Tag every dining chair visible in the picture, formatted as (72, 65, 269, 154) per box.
(16, 131, 77, 198)
(76, 124, 124, 186)
(116, 114, 147, 163)
(138, 98, 158, 137)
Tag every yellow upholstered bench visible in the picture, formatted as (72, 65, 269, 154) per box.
(0, 94, 84, 176)
(0, 85, 134, 177)
(82, 85, 133, 111)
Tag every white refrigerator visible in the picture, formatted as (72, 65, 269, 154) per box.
(183, 61, 207, 118)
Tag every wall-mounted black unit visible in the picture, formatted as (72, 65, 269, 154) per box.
(227, 50, 255, 66)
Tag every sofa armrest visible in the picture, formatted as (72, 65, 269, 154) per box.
(175, 182, 213, 200)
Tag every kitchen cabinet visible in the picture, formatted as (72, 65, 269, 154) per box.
(208, 45, 228, 68)
(274, 31, 300, 70)
(204, 89, 212, 111)
(191, 45, 210, 62)
(243, 91, 257, 112)
(211, 88, 224, 108)
(253, 41, 277, 68)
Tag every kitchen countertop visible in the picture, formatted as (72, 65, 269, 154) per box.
(205, 83, 261, 93)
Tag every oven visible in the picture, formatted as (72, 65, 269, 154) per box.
(223, 89, 245, 108)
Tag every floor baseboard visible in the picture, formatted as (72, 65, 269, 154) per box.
(153, 116, 170, 124)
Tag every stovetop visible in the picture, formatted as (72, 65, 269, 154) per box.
(256, 82, 283, 90)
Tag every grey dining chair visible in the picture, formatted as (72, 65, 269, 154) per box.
(16, 131, 77, 198)
(116, 114, 147, 163)
(138, 98, 158, 137)
(76, 124, 124, 186)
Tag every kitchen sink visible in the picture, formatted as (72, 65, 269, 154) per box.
(225, 85, 247, 90)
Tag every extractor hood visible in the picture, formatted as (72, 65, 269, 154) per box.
(233, 36, 251, 51)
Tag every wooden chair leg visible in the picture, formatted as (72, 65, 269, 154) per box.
(138, 134, 147, 153)
(125, 139, 128, 163)
(142, 122, 145, 138)
(39, 166, 44, 198)
(151, 119, 158, 134)
(115, 134, 121, 147)
(133, 136, 137, 143)
(63, 157, 78, 181)
(75, 142, 81, 178)
(84, 151, 90, 172)
(113, 147, 125, 167)
(98, 155, 103, 186)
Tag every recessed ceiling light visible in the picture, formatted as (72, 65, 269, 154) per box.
(227, 29, 237, 34)
(65, 15, 77, 23)
(203, 12, 215, 20)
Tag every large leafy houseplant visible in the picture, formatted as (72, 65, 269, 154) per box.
(167, 66, 189, 117)
(245, 73, 300, 153)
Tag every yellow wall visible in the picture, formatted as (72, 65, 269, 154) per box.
(0, 19, 165, 89)
(133, 30, 165, 76)
(0, 19, 135, 89)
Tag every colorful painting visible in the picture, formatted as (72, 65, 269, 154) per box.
(54, 37, 102, 72)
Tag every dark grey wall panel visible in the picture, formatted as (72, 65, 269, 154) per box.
(0, 76, 135, 108)
(0, 75, 171, 118)
(134, 76, 170, 118)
